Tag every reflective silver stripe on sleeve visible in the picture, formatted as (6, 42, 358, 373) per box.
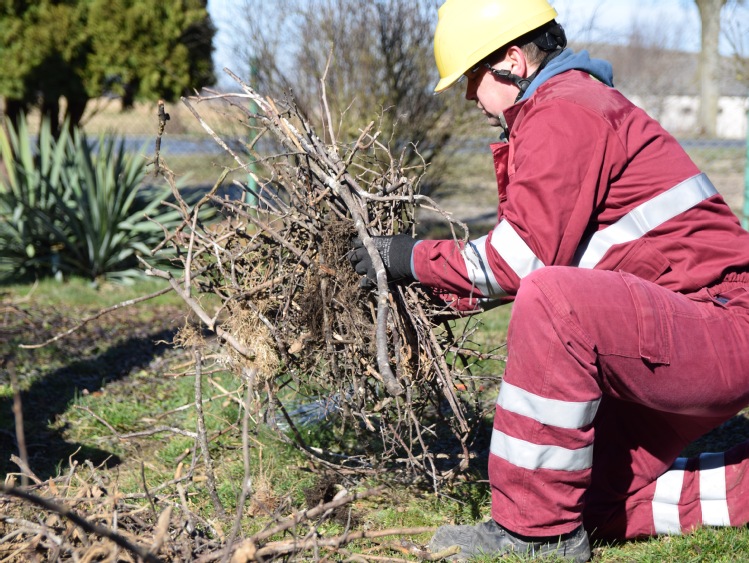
(575, 173, 718, 269)
(490, 219, 545, 278)
(461, 221, 544, 295)
(490, 429, 593, 471)
(460, 235, 506, 297)
(699, 452, 731, 526)
(497, 382, 600, 429)
(652, 457, 687, 535)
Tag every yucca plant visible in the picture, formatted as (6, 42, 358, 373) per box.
(0, 116, 196, 283)
(0, 116, 72, 280)
(55, 130, 184, 283)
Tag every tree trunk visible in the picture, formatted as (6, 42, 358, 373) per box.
(64, 96, 89, 132)
(695, 0, 725, 137)
(40, 96, 62, 138)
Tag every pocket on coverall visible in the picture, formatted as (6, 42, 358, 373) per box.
(621, 272, 671, 365)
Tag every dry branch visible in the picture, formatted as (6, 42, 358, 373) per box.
(0, 485, 162, 563)
(18, 286, 173, 349)
(138, 68, 500, 488)
(0, 473, 440, 562)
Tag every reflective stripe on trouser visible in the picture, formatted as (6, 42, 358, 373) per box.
(651, 453, 731, 534)
(489, 266, 749, 539)
(585, 440, 749, 539)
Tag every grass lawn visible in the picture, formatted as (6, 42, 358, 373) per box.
(2, 277, 749, 561)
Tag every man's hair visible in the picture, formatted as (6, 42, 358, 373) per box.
(519, 41, 548, 67)
(489, 20, 566, 67)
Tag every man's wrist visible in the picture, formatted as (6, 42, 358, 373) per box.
(380, 235, 417, 281)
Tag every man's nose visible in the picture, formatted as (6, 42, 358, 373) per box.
(465, 80, 477, 101)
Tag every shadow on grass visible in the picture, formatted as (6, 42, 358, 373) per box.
(0, 327, 178, 481)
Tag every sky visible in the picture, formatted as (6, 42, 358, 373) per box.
(554, 0, 701, 49)
(207, 0, 746, 83)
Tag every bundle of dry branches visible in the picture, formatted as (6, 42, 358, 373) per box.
(143, 69, 498, 488)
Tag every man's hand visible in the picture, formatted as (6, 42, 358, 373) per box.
(349, 235, 417, 288)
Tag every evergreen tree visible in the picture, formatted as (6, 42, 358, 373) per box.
(0, 0, 215, 133)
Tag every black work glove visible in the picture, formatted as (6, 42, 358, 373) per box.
(349, 235, 417, 289)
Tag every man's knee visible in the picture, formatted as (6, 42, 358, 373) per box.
(517, 267, 623, 307)
(516, 266, 581, 308)
(513, 267, 626, 338)
(511, 267, 579, 335)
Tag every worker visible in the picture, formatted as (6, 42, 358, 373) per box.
(349, 0, 749, 560)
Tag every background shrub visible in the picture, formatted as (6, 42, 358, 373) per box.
(0, 116, 190, 283)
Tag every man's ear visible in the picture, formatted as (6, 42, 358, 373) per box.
(505, 45, 529, 77)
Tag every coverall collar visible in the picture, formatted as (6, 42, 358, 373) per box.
(519, 48, 614, 101)
(497, 49, 616, 138)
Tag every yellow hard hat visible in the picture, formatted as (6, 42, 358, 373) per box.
(433, 0, 559, 93)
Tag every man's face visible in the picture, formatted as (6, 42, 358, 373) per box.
(464, 47, 527, 127)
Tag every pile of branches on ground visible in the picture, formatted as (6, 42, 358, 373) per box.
(0, 462, 451, 562)
(142, 68, 502, 488)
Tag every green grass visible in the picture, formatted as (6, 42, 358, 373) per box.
(0, 277, 187, 478)
(594, 526, 749, 562)
(5, 279, 749, 562)
(0, 275, 181, 309)
(685, 146, 746, 175)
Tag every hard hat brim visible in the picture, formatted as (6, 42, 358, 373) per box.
(434, 72, 463, 94)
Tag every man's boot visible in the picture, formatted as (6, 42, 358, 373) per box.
(428, 519, 590, 561)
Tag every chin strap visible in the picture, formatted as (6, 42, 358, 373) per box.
(484, 47, 565, 103)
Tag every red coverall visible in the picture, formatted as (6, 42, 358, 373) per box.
(411, 69, 749, 539)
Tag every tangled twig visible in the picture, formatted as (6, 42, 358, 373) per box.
(0, 485, 162, 563)
(140, 68, 497, 488)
